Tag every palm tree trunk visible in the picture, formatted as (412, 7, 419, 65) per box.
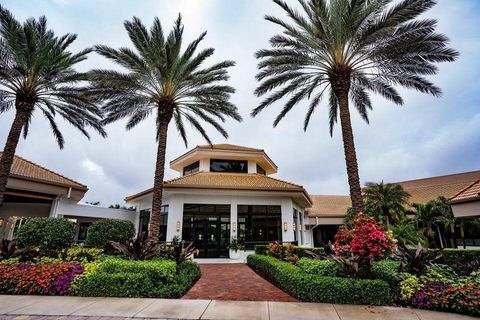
(334, 79, 364, 214)
(148, 113, 171, 243)
(0, 104, 30, 207)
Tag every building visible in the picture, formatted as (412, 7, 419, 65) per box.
(0, 152, 136, 242)
(126, 144, 313, 258)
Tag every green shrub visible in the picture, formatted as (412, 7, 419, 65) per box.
(100, 257, 175, 283)
(75, 258, 200, 298)
(247, 254, 390, 305)
(64, 247, 103, 263)
(15, 218, 75, 253)
(74, 272, 153, 297)
(372, 260, 401, 289)
(407, 248, 480, 271)
(297, 258, 339, 276)
(86, 219, 135, 253)
(254, 245, 324, 257)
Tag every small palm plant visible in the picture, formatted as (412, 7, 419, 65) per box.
(90, 15, 241, 242)
(252, 0, 459, 214)
(0, 5, 105, 206)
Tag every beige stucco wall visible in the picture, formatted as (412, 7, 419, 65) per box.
(451, 201, 480, 218)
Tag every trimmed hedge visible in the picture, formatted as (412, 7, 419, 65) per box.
(254, 245, 325, 257)
(372, 260, 401, 289)
(297, 258, 339, 276)
(247, 254, 390, 305)
(75, 258, 200, 298)
(16, 218, 75, 252)
(86, 219, 135, 253)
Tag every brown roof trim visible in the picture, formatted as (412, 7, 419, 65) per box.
(2, 152, 88, 191)
(395, 170, 480, 187)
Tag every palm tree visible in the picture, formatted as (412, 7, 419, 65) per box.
(0, 5, 105, 206)
(363, 181, 410, 226)
(252, 0, 458, 214)
(413, 196, 454, 248)
(89, 15, 241, 242)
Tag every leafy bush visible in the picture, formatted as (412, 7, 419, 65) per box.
(297, 258, 339, 276)
(86, 219, 135, 253)
(247, 254, 390, 305)
(398, 243, 442, 275)
(267, 241, 298, 264)
(75, 258, 200, 298)
(15, 218, 75, 253)
(111, 233, 159, 260)
(372, 260, 401, 289)
(171, 237, 198, 270)
(0, 263, 84, 295)
(63, 247, 103, 263)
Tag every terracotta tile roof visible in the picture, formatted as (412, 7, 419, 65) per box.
(307, 195, 351, 217)
(1, 152, 87, 190)
(398, 171, 480, 204)
(449, 180, 480, 203)
(125, 172, 311, 203)
(196, 144, 264, 152)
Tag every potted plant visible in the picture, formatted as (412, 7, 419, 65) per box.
(228, 237, 244, 260)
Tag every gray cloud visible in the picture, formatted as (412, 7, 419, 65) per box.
(1, 0, 479, 205)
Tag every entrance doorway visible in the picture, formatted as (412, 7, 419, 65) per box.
(182, 204, 230, 258)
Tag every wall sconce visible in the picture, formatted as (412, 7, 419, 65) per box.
(283, 222, 288, 232)
(176, 221, 181, 232)
(0, 218, 4, 227)
(232, 222, 237, 233)
(293, 223, 296, 232)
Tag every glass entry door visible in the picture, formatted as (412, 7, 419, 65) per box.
(182, 204, 230, 258)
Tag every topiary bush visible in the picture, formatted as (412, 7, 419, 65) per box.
(15, 218, 75, 253)
(86, 219, 135, 253)
(247, 254, 390, 305)
(297, 258, 339, 276)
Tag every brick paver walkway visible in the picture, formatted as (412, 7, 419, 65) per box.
(182, 263, 297, 301)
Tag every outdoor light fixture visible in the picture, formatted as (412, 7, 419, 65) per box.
(293, 223, 296, 232)
(0, 218, 3, 227)
(176, 221, 181, 232)
(232, 222, 237, 232)
(283, 222, 288, 232)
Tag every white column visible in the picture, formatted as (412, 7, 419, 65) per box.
(166, 194, 184, 240)
(281, 199, 295, 242)
(134, 205, 141, 236)
(199, 159, 210, 172)
(230, 197, 238, 240)
(49, 198, 60, 217)
(247, 161, 257, 173)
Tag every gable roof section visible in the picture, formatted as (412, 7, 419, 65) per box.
(125, 172, 311, 204)
(1, 152, 87, 190)
(397, 171, 480, 204)
(449, 180, 480, 204)
(307, 195, 351, 217)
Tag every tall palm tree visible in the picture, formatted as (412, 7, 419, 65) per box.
(363, 181, 410, 226)
(0, 5, 105, 206)
(89, 15, 241, 242)
(252, 0, 458, 214)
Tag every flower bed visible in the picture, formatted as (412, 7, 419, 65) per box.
(0, 263, 84, 295)
(247, 254, 390, 305)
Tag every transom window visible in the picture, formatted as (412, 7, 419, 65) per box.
(210, 159, 248, 173)
(183, 161, 200, 176)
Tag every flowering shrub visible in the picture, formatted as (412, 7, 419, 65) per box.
(0, 263, 84, 295)
(335, 214, 396, 261)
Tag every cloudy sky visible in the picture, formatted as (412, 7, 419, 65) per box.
(1, 0, 479, 206)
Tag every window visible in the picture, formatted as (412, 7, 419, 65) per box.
(78, 222, 92, 242)
(256, 164, 266, 175)
(210, 159, 248, 173)
(183, 161, 199, 176)
(138, 205, 168, 242)
(238, 205, 282, 249)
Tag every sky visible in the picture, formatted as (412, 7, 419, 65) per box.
(1, 0, 479, 206)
